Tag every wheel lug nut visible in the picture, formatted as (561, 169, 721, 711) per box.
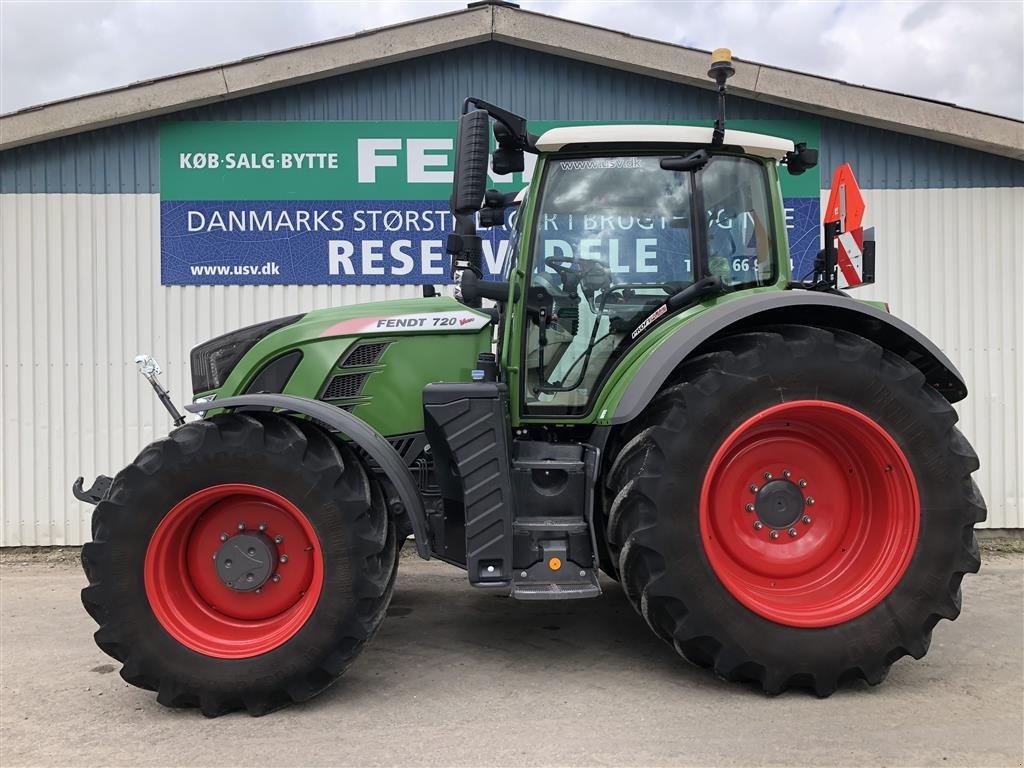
(749, 484, 759, 493)
(798, 479, 808, 488)
(245, 573, 254, 582)
(788, 528, 797, 537)
(753, 521, 764, 530)
(274, 535, 283, 544)
(224, 559, 232, 568)
(247, 547, 256, 556)
(745, 503, 755, 512)
(802, 515, 811, 524)
(272, 574, 281, 583)
(279, 554, 288, 564)
(219, 532, 229, 542)
(806, 497, 815, 506)
(783, 470, 791, 479)
(769, 530, 779, 540)
(237, 521, 246, 531)
(763, 472, 773, 480)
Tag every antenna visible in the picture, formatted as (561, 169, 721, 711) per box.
(708, 48, 735, 146)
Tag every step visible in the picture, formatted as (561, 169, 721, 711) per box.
(511, 568, 602, 601)
(513, 516, 588, 533)
(513, 459, 586, 472)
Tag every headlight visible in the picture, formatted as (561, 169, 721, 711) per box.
(190, 315, 302, 394)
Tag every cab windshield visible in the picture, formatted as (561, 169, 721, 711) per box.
(523, 153, 775, 413)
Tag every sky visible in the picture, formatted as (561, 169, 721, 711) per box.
(1, 0, 1022, 120)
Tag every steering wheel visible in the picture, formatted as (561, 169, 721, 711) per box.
(543, 256, 577, 279)
(544, 255, 613, 294)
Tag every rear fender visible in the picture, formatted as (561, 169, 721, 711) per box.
(186, 394, 429, 559)
(610, 291, 966, 424)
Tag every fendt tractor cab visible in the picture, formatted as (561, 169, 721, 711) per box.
(75, 50, 984, 716)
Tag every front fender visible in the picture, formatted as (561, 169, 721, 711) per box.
(609, 290, 967, 425)
(186, 394, 429, 559)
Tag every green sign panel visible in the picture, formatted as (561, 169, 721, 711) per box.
(159, 120, 820, 284)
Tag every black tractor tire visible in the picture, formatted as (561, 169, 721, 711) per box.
(81, 412, 398, 716)
(604, 324, 985, 696)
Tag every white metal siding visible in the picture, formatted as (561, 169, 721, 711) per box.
(1, 188, 1021, 544)
(0, 193, 422, 545)
(840, 187, 1023, 530)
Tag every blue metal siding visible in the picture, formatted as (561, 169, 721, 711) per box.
(3, 42, 1022, 193)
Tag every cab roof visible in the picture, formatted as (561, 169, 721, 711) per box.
(534, 125, 795, 161)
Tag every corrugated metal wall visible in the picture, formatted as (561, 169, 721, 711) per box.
(852, 188, 1023, 530)
(4, 44, 1024, 194)
(1, 41, 1022, 544)
(0, 193, 422, 545)
(4, 187, 1020, 544)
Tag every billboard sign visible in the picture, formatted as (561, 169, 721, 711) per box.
(159, 120, 820, 285)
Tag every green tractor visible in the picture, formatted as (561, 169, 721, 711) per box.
(76, 50, 984, 716)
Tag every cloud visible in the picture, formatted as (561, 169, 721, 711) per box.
(1, 0, 1021, 119)
(537, 0, 1023, 119)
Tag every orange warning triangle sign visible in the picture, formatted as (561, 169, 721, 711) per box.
(823, 163, 865, 232)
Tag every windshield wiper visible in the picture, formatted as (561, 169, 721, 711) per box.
(660, 149, 710, 173)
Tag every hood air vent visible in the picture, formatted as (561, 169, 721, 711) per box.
(322, 372, 369, 400)
(341, 342, 389, 368)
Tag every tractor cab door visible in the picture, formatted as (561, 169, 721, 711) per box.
(518, 152, 776, 418)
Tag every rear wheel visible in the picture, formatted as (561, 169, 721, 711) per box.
(605, 325, 985, 695)
(82, 413, 397, 716)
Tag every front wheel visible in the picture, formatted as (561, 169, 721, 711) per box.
(81, 413, 397, 716)
(605, 325, 985, 695)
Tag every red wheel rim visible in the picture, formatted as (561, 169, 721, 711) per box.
(144, 484, 323, 658)
(699, 400, 919, 628)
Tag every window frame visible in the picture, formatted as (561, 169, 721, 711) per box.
(517, 147, 780, 420)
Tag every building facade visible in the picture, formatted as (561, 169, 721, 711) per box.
(2, 4, 1022, 544)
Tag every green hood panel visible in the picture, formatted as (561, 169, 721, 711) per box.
(202, 296, 493, 436)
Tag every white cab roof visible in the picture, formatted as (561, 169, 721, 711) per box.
(535, 125, 795, 160)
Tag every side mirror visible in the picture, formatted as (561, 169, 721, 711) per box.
(478, 189, 520, 229)
(492, 122, 525, 175)
(450, 109, 490, 215)
(785, 143, 819, 176)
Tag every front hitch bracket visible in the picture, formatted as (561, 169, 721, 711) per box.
(73, 475, 113, 505)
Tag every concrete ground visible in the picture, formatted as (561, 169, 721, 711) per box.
(1, 548, 1021, 768)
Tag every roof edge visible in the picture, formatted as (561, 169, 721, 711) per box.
(1, 3, 1021, 159)
(0, 5, 493, 151)
(491, 6, 1023, 161)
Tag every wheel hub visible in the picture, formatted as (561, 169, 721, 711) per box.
(214, 532, 278, 591)
(145, 484, 323, 658)
(699, 400, 920, 627)
(754, 479, 805, 530)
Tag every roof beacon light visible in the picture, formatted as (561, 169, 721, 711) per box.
(709, 47, 734, 72)
(708, 48, 735, 146)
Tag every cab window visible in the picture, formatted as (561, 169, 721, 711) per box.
(522, 153, 775, 415)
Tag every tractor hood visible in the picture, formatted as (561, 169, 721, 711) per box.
(190, 297, 494, 419)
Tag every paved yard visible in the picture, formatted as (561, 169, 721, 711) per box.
(1, 549, 1021, 767)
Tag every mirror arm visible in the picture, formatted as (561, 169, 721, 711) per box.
(462, 97, 538, 152)
(459, 269, 519, 304)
